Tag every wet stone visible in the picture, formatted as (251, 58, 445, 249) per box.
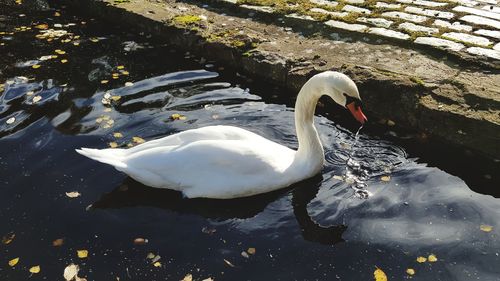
(404, 6, 455, 19)
(382, 11, 428, 23)
(442, 32, 493, 47)
(460, 15, 500, 29)
(399, 22, 439, 34)
(310, 0, 339, 7)
(474, 29, 500, 39)
(467, 46, 500, 59)
(310, 8, 348, 18)
(357, 17, 394, 28)
(342, 5, 372, 14)
(453, 6, 500, 20)
(325, 20, 368, 32)
(368, 27, 411, 40)
(433, 19, 473, 32)
(376, 2, 402, 9)
(414, 36, 465, 51)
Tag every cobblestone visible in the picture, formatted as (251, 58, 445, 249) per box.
(325, 20, 368, 32)
(309, 0, 339, 7)
(382, 11, 428, 22)
(357, 17, 394, 28)
(433, 19, 473, 32)
(414, 37, 466, 51)
(467, 46, 500, 58)
(453, 5, 500, 20)
(404, 6, 455, 19)
(442, 32, 493, 46)
(474, 29, 500, 38)
(368, 27, 411, 39)
(460, 15, 500, 29)
(310, 8, 348, 17)
(399, 22, 440, 34)
(342, 5, 372, 14)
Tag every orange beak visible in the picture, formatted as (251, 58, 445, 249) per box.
(346, 102, 367, 124)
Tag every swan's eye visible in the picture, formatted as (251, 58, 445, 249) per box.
(343, 93, 360, 108)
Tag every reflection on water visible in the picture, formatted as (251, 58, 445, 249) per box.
(1, 3, 499, 281)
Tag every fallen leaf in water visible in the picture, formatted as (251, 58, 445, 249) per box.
(63, 264, 79, 281)
(373, 268, 387, 281)
(153, 261, 161, 267)
(6, 117, 15, 124)
(8, 257, 19, 267)
(223, 259, 235, 267)
(107, 119, 114, 126)
(90, 37, 99, 43)
(332, 175, 343, 181)
(201, 227, 216, 235)
(428, 254, 437, 262)
(29, 265, 41, 274)
(52, 238, 64, 246)
(66, 191, 81, 198)
(406, 268, 415, 275)
(121, 71, 129, 75)
(61, 59, 68, 63)
(416, 256, 427, 263)
(247, 247, 256, 255)
(480, 225, 493, 232)
(77, 250, 88, 258)
(73, 42, 80, 46)
(111, 96, 121, 101)
(182, 274, 193, 281)
(113, 132, 123, 138)
(133, 238, 148, 245)
(124, 82, 134, 87)
(132, 137, 145, 144)
(387, 120, 395, 126)
(380, 175, 391, 182)
(117, 65, 125, 70)
(101, 80, 109, 84)
(171, 113, 187, 120)
(96, 118, 103, 123)
(2, 232, 15, 244)
(146, 252, 155, 259)
(241, 251, 249, 258)
(55, 49, 66, 55)
(33, 95, 42, 103)
(54, 11, 61, 16)
(32, 64, 41, 69)
(35, 23, 48, 30)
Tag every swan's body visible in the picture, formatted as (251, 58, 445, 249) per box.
(77, 71, 366, 199)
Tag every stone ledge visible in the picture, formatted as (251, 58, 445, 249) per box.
(62, 0, 500, 159)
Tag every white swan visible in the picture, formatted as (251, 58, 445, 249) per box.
(76, 71, 367, 199)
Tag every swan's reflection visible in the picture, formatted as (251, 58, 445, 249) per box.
(92, 175, 346, 244)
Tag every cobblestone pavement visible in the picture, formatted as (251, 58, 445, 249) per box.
(219, 0, 500, 63)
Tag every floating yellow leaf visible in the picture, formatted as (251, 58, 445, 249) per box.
(182, 274, 193, 281)
(124, 82, 134, 87)
(171, 113, 187, 120)
(387, 119, 396, 126)
(33, 95, 42, 103)
(90, 37, 99, 43)
(8, 258, 19, 267)
(223, 259, 235, 267)
(428, 254, 437, 262)
(73, 42, 80, 46)
(247, 247, 256, 255)
(65, 191, 81, 198)
(153, 261, 161, 267)
(113, 132, 123, 138)
(416, 256, 427, 263)
(133, 237, 148, 245)
(61, 59, 68, 63)
(29, 265, 40, 274)
(111, 95, 121, 101)
(35, 23, 48, 30)
(117, 65, 125, 70)
(373, 268, 387, 281)
(101, 80, 109, 84)
(2, 232, 15, 244)
(54, 11, 61, 16)
(480, 225, 493, 232)
(52, 238, 64, 246)
(380, 175, 391, 182)
(54, 49, 66, 55)
(32, 64, 41, 69)
(121, 71, 129, 75)
(109, 142, 118, 148)
(77, 249, 88, 258)
(6, 117, 15, 124)
(406, 268, 415, 275)
(132, 137, 145, 144)
(63, 264, 79, 281)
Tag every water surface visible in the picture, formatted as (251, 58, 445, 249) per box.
(1, 4, 499, 281)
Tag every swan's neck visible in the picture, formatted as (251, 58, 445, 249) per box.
(294, 79, 325, 171)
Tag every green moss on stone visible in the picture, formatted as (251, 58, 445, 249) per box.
(173, 15, 202, 25)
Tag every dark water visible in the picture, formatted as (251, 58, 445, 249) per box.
(1, 4, 499, 281)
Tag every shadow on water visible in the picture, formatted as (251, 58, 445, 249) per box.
(1, 3, 500, 281)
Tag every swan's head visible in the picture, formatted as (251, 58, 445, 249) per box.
(316, 71, 367, 124)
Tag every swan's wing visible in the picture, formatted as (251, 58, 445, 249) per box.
(121, 139, 295, 198)
(120, 125, 263, 157)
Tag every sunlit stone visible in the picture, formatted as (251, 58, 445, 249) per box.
(474, 29, 500, 39)
(460, 15, 500, 29)
(466, 47, 500, 59)
(342, 5, 372, 14)
(310, 8, 348, 17)
(376, 2, 402, 9)
(414, 37, 465, 51)
(443, 32, 493, 46)
(357, 17, 394, 28)
(453, 6, 500, 20)
(399, 22, 439, 34)
(310, 0, 339, 7)
(382, 11, 428, 23)
(405, 6, 455, 19)
(433, 19, 473, 32)
(368, 27, 411, 40)
(325, 20, 368, 32)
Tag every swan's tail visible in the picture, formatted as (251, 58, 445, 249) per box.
(76, 148, 128, 169)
